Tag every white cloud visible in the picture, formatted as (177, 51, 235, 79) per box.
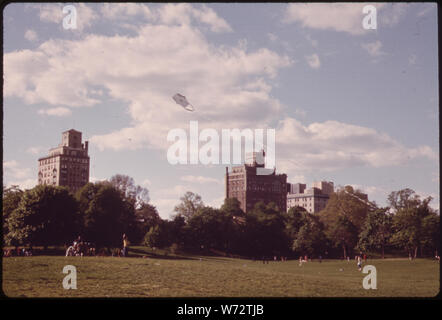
(3, 160, 36, 190)
(305, 53, 320, 69)
(89, 176, 106, 183)
(100, 3, 152, 20)
(156, 3, 233, 33)
(361, 40, 386, 57)
(3, 160, 32, 180)
(24, 29, 38, 42)
(38, 107, 72, 117)
(180, 175, 222, 184)
(284, 3, 406, 35)
(275, 117, 438, 177)
(5, 4, 292, 153)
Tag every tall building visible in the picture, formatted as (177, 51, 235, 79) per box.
(312, 181, 334, 195)
(38, 129, 90, 193)
(225, 151, 287, 213)
(287, 181, 334, 214)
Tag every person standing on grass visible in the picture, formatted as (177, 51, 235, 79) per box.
(122, 234, 129, 257)
(357, 255, 362, 271)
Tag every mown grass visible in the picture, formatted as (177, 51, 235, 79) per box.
(2, 247, 439, 298)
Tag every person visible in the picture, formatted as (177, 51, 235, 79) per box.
(122, 234, 129, 257)
(363, 253, 367, 262)
(357, 255, 362, 271)
(319, 255, 322, 263)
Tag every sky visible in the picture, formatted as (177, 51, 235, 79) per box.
(3, 3, 439, 218)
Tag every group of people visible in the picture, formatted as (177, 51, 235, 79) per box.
(65, 234, 129, 257)
(65, 236, 95, 257)
(3, 247, 33, 257)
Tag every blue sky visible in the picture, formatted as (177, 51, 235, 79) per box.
(3, 3, 439, 218)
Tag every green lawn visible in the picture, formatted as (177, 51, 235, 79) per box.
(2, 247, 440, 297)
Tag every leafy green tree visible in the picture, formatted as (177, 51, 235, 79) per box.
(291, 212, 327, 257)
(319, 186, 372, 258)
(6, 185, 79, 248)
(132, 203, 162, 244)
(358, 208, 392, 258)
(388, 188, 421, 211)
(244, 202, 288, 257)
(320, 186, 371, 231)
(76, 182, 135, 247)
(220, 198, 245, 217)
(284, 206, 308, 240)
(185, 206, 236, 253)
(109, 174, 149, 209)
(174, 191, 204, 221)
(2, 185, 24, 245)
(327, 215, 359, 259)
(422, 213, 440, 256)
(389, 190, 438, 258)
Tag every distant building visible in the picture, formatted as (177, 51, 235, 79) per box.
(289, 183, 306, 194)
(287, 181, 334, 214)
(38, 129, 90, 193)
(312, 181, 334, 195)
(225, 151, 287, 213)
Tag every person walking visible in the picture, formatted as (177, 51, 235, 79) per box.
(122, 234, 129, 257)
(357, 255, 362, 271)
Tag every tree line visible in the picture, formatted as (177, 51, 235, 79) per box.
(3, 178, 439, 259)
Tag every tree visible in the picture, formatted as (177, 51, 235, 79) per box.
(185, 206, 236, 253)
(389, 190, 438, 258)
(358, 208, 392, 258)
(243, 202, 288, 257)
(327, 215, 359, 259)
(319, 186, 372, 258)
(220, 198, 245, 217)
(2, 185, 24, 245)
(292, 213, 327, 257)
(109, 174, 149, 209)
(76, 182, 135, 247)
(132, 203, 162, 244)
(6, 185, 79, 248)
(388, 188, 421, 212)
(145, 222, 171, 249)
(284, 206, 308, 240)
(174, 191, 204, 221)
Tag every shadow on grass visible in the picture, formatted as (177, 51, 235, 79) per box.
(127, 248, 197, 260)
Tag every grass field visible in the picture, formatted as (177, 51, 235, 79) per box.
(2, 247, 440, 298)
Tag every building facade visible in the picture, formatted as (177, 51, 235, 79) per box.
(38, 129, 90, 193)
(225, 151, 287, 213)
(287, 181, 334, 214)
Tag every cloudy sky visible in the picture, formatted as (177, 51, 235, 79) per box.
(3, 3, 439, 218)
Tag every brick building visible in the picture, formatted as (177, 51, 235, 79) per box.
(38, 129, 90, 193)
(225, 151, 287, 213)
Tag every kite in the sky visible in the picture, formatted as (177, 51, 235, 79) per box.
(173, 93, 195, 111)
